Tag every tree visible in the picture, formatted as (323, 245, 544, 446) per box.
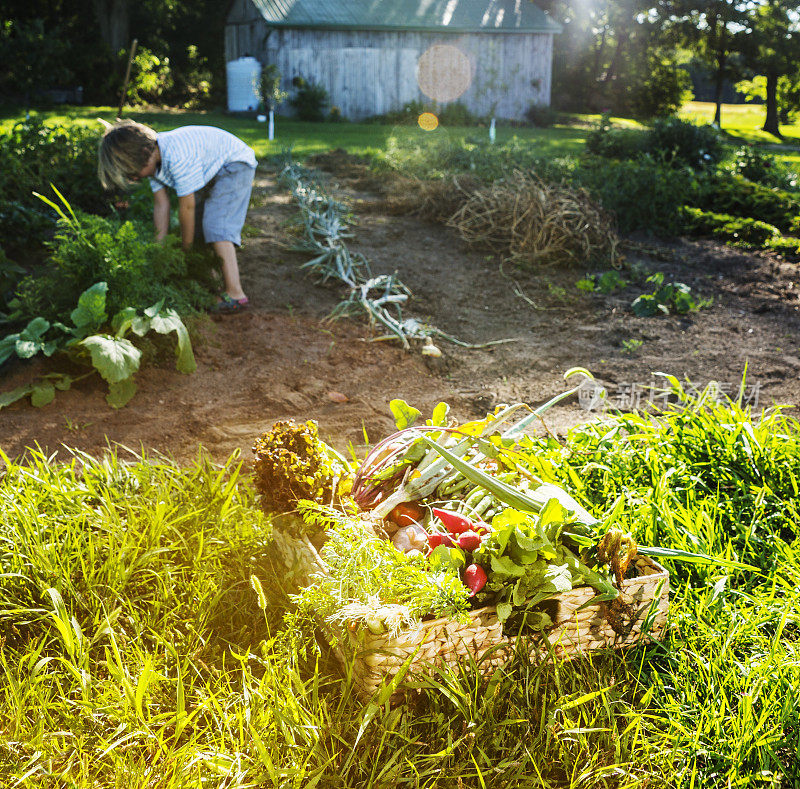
(92, 0, 130, 55)
(744, 0, 798, 137)
(0, 20, 72, 104)
(667, 0, 751, 126)
(539, 0, 689, 117)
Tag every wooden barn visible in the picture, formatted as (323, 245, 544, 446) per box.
(224, 0, 561, 120)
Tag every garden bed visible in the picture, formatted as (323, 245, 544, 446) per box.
(1, 162, 800, 462)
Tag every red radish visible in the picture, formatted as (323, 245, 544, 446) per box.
(427, 533, 454, 549)
(463, 564, 487, 596)
(456, 531, 481, 552)
(474, 521, 492, 535)
(432, 508, 473, 535)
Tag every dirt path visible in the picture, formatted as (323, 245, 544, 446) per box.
(1, 163, 799, 465)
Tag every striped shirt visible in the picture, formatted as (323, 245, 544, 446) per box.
(149, 126, 257, 197)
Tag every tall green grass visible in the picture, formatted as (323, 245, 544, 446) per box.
(0, 381, 798, 786)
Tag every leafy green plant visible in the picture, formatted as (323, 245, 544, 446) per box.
(680, 205, 781, 246)
(765, 234, 800, 256)
(729, 144, 798, 191)
(621, 337, 643, 354)
(252, 420, 346, 519)
(0, 281, 196, 408)
(585, 114, 646, 158)
(294, 511, 471, 632)
(524, 104, 560, 128)
(629, 56, 693, 119)
(694, 172, 800, 233)
(585, 117, 722, 170)
(173, 44, 213, 109)
(8, 188, 215, 328)
(126, 46, 174, 105)
(631, 272, 711, 316)
(576, 269, 628, 293)
(0, 120, 107, 255)
(437, 102, 481, 126)
(0, 247, 26, 307)
(574, 155, 698, 234)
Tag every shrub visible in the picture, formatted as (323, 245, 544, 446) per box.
(328, 106, 346, 122)
(173, 45, 214, 109)
(629, 59, 693, 120)
(0, 19, 72, 103)
(524, 104, 560, 128)
(0, 120, 108, 255)
(437, 102, 481, 126)
(694, 173, 800, 233)
(289, 80, 329, 122)
(765, 235, 800, 256)
(680, 206, 780, 246)
(646, 117, 724, 169)
(572, 156, 698, 234)
(728, 145, 799, 191)
(585, 116, 646, 159)
(126, 47, 174, 106)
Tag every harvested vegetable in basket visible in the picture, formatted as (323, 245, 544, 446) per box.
(276, 376, 756, 643)
(252, 419, 346, 520)
(294, 506, 471, 635)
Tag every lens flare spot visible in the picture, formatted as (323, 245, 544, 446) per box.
(418, 112, 439, 131)
(417, 45, 473, 103)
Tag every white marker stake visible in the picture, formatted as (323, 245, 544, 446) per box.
(489, 117, 496, 143)
(268, 109, 275, 141)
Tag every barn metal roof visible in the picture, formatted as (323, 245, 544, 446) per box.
(248, 0, 561, 34)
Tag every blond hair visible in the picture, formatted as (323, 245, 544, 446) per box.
(97, 120, 158, 191)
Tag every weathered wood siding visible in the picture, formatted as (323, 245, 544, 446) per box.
(225, 1, 554, 119)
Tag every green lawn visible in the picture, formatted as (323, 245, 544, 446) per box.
(680, 100, 800, 147)
(4, 101, 798, 165)
(0, 105, 592, 162)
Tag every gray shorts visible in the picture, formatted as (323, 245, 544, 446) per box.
(195, 162, 255, 247)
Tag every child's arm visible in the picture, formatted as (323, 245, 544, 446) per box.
(177, 192, 196, 250)
(153, 188, 170, 242)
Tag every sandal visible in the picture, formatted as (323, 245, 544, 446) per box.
(211, 295, 249, 314)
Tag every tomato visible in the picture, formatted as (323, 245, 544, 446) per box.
(388, 501, 425, 526)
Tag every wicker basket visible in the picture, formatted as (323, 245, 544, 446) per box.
(271, 527, 669, 700)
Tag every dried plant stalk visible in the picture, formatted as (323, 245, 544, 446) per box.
(384, 175, 481, 220)
(446, 171, 619, 267)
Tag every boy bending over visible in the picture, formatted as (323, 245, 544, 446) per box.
(98, 120, 257, 313)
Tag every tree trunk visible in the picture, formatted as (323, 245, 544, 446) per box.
(92, 0, 130, 55)
(601, 31, 630, 85)
(763, 71, 782, 138)
(713, 55, 725, 126)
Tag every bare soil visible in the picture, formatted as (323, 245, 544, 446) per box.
(2, 156, 799, 465)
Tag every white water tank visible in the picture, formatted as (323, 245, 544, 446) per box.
(226, 57, 262, 112)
